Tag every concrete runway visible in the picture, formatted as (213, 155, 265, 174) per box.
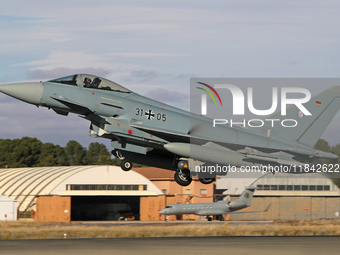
(1, 236, 340, 255)
(80, 220, 274, 227)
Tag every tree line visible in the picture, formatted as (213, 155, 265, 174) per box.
(0, 137, 120, 168)
(0, 137, 339, 187)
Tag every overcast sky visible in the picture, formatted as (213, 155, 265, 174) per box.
(1, 0, 340, 148)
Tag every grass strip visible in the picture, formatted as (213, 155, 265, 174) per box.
(1, 220, 340, 240)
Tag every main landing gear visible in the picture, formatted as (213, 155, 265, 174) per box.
(173, 170, 216, 186)
(175, 160, 216, 186)
(205, 215, 224, 221)
(113, 149, 215, 187)
(174, 160, 192, 186)
(174, 169, 192, 186)
(198, 177, 215, 185)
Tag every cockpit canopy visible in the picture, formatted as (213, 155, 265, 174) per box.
(48, 74, 131, 93)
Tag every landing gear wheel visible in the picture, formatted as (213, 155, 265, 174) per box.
(206, 216, 213, 221)
(174, 170, 192, 186)
(121, 159, 132, 171)
(199, 177, 216, 185)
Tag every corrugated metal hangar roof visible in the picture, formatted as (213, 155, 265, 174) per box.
(0, 166, 163, 211)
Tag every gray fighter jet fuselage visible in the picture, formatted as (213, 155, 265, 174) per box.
(0, 74, 339, 186)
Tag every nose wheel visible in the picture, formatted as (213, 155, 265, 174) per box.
(174, 169, 192, 186)
(121, 159, 133, 171)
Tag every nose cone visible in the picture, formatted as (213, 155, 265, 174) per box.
(159, 209, 166, 215)
(0, 82, 44, 105)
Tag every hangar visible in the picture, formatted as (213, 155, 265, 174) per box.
(0, 166, 214, 221)
(0, 165, 164, 221)
(222, 173, 340, 221)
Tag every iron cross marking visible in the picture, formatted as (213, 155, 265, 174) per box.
(145, 109, 155, 120)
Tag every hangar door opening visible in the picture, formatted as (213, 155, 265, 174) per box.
(71, 196, 140, 221)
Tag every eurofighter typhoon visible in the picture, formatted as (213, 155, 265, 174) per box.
(0, 74, 339, 186)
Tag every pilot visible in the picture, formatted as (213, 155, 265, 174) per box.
(91, 77, 101, 89)
(84, 77, 92, 88)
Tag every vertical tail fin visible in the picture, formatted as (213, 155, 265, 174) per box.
(238, 187, 256, 207)
(268, 86, 340, 147)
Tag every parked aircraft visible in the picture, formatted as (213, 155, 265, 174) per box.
(159, 187, 270, 221)
(0, 74, 339, 186)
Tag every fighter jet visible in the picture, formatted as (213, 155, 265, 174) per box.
(0, 74, 339, 186)
(159, 187, 270, 221)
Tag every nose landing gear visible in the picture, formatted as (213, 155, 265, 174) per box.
(121, 159, 133, 171)
(113, 150, 133, 171)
